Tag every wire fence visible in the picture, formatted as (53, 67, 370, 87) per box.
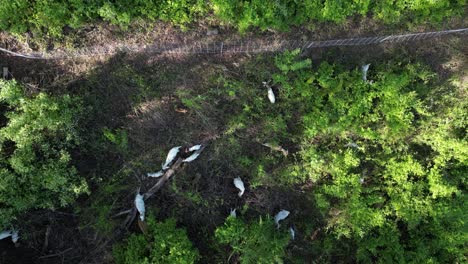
(1, 28, 467, 60)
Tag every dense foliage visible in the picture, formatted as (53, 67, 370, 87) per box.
(220, 50, 467, 262)
(279, 52, 468, 262)
(113, 216, 200, 264)
(0, 80, 86, 229)
(0, 0, 206, 36)
(212, 0, 466, 31)
(215, 215, 290, 263)
(0, 0, 465, 36)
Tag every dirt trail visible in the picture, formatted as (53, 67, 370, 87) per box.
(1, 18, 467, 59)
(1, 28, 467, 60)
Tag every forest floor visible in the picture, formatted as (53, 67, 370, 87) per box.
(0, 18, 467, 263)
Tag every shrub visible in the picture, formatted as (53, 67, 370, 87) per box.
(0, 80, 87, 229)
(215, 215, 290, 263)
(113, 216, 200, 264)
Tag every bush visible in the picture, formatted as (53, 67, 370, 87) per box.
(215, 216, 290, 263)
(113, 216, 200, 264)
(0, 80, 87, 229)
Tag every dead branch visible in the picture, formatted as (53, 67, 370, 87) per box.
(123, 208, 137, 229)
(42, 225, 51, 253)
(111, 209, 132, 218)
(259, 142, 289, 157)
(310, 228, 321, 241)
(117, 143, 209, 229)
(115, 157, 184, 229)
(38, 248, 73, 259)
(143, 158, 183, 200)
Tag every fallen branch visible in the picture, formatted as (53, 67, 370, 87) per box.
(117, 143, 210, 229)
(41, 225, 51, 253)
(144, 158, 183, 200)
(112, 209, 132, 218)
(38, 248, 73, 259)
(123, 207, 138, 229)
(119, 157, 186, 228)
(310, 228, 321, 241)
(259, 142, 289, 157)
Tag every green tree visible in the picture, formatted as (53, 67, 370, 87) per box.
(0, 80, 86, 229)
(113, 216, 200, 264)
(215, 215, 290, 264)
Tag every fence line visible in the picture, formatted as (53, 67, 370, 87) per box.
(1, 28, 467, 60)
